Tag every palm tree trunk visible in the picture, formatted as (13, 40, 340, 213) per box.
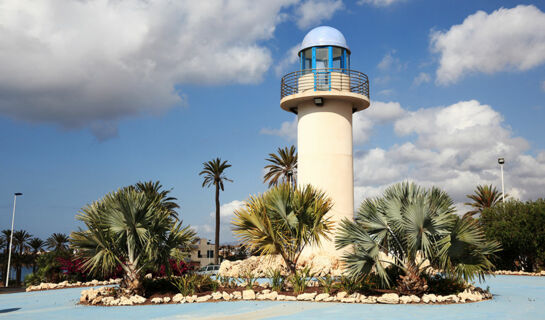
(122, 262, 143, 296)
(214, 183, 220, 265)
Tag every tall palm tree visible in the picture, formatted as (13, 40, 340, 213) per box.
(465, 184, 507, 217)
(13, 230, 32, 284)
(264, 145, 297, 187)
(28, 238, 44, 272)
(200, 158, 232, 265)
(71, 182, 195, 295)
(337, 182, 500, 294)
(46, 233, 70, 253)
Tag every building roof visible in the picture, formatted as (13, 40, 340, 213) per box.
(300, 26, 350, 54)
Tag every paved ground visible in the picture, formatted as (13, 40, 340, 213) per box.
(0, 276, 544, 319)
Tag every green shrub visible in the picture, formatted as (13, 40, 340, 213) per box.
(424, 273, 467, 295)
(335, 276, 361, 294)
(267, 269, 285, 292)
(240, 271, 257, 290)
(288, 267, 313, 295)
(317, 275, 335, 294)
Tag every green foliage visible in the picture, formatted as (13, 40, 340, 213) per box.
(70, 181, 196, 294)
(480, 199, 545, 271)
(233, 183, 333, 274)
(144, 277, 178, 295)
(287, 267, 313, 295)
(337, 182, 500, 294)
(423, 273, 467, 296)
(335, 276, 362, 294)
(267, 269, 285, 292)
(465, 184, 506, 217)
(241, 270, 257, 289)
(317, 275, 335, 294)
(169, 274, 217, 296)
(46, 233, 70, 253)
(170, 275, 196, 296)
(263, 145, 297, 187)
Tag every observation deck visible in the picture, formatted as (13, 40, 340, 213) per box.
(280, 68, 370, 114)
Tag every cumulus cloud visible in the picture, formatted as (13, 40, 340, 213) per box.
(0, 0, 300, 139)
(261, 117, 298, 141)
(431, 5, 545, 85)
(377, 50, 406, 71)
(194, 200, 245, 243)
(413, 72, 431, 86)
(265, 99, 545, 214)
(357, 0, 405, 7)
(294, 0, 344, 29)
(275, 44, 301, 76)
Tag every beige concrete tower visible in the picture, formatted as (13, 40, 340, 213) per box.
(280, 26, 370, 256)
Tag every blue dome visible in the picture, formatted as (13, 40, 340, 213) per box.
(299, 26, 350, 54)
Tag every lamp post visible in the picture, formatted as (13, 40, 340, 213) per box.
(498, 158, 505, 203)
(5, 192, 22, 287)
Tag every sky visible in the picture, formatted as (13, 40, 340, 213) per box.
(1, 0, 545, 244)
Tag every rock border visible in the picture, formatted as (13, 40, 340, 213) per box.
(79, 286, 491, 306)
(492, 270, 545, 276)
(26, 279, 122, 292)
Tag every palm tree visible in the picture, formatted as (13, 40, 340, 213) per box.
(232, 183, 333, 274)
(28, 238, 44, 272)
(1, 229, 12, 282)
(71, 182, 195, 295)
(200, 158, 232, 265)
(336, 182, 500, 295)
(264, 145, 297, 187)
(13, 230, 32, 284)
(465, 184, 507, 217)
(46, 233, 70, 253)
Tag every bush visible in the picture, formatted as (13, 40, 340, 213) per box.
(480, 199, 545, 271)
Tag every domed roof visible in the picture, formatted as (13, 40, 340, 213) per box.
(299, 26, 350, 54)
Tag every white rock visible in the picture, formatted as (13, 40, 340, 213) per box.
(130, 295, 146, 304)
(172, 294, 184, 303)
(185, 295, 197, 303)
(377, 293, 399, 304)
(232, 291, 242, 300)
(409, 295, 420, 303)
(276, 294, 286, 300)
(399, 296, 412, 304)
(296, 292, 317, 301)
(196, 295, 211, 303)
(163, 297, 171, 303)
(242, 290, 255, 300)
(324, 296, 336, 302)
(341, 297, 357, 303)
(422, 294, 437, 303)
(336, 292, 348, 299)
(315, 293, 330, 302)
(262, 289, 271, 294)
(151, 297, 163, 304)
(211, 292, 222, 300)
(119, 296, 133, 306)
(284, 295, 297, 301)
(222, 292, 231, 301)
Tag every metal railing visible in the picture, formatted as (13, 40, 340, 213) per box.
(280, 68, 369, 100)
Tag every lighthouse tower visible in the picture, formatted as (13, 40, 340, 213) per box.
(280, 26, 370, 256)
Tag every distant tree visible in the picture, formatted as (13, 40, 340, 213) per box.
(481, 199, 545, 271)
(46, 233, 70, 253)
(200, 158, 232, 265)
(233, 183, 333, 274)
(1, 229, 12, 282)
(28, 238, 45, 272)
(264, 145, 297, 187)
(13, 230, 32, 284)
(465, 184, 506, 217)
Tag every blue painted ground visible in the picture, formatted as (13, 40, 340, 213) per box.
(0, 276, 544, 319)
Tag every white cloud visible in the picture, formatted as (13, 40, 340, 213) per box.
(353, 101, 405, 144)
(196, 200, 245, 243)
(413, 72, 431, 86)
(294, 0, 344, 29)
(357, 0, 405, 7)
(275, 44, 301, 76)
(261, 117, 298, 141)
(377, 50, 406, 71)
(0, 0, 298, 139)
(431, 5, 545, 85)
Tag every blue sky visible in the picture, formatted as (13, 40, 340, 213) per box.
(1, 0, 545, 243)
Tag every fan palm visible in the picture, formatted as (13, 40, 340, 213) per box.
(1, 229, 12, 282)
(71, 182, 195, 294)
(232, 183, 333, 274)
(336, 182, 500, 295)
(46, 233, 70, 253)
(13, 230, 32, 284)
(264, 145, 297, 187)
(200, 158, 232, 265)
(465, 184, 506, 217)
(29, 238, 44, 272)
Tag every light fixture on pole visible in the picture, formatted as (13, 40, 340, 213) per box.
(498, 158, 505, 203)
(6, 192, 22, 287)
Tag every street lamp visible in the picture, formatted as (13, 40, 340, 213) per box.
(5, 192, 22, 287)
(498, 158, 505, 203)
